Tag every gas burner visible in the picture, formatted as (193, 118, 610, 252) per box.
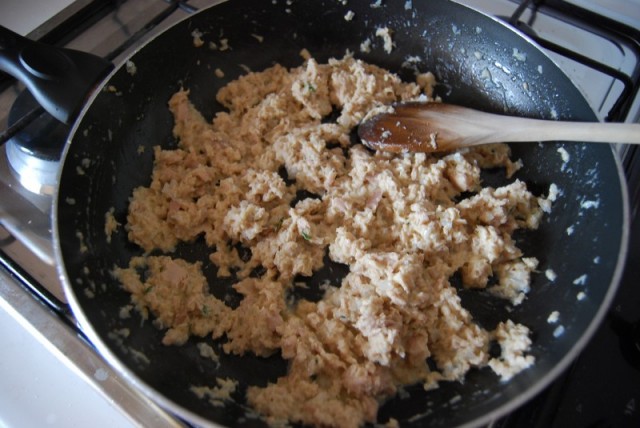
(6, 90, 69, 195)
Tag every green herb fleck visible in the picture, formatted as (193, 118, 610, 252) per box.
(306, 82, 316, 93)
(143, 286, 154, 295)
(301, 231, 312, 241)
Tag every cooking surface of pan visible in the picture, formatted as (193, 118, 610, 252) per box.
(54, 0, 628, 426)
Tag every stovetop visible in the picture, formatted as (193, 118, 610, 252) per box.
(0, 0, 639, 427)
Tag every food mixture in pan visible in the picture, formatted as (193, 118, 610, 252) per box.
(115, 52, 554, 427)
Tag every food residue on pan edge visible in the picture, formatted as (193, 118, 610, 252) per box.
(113, 53, 557, 427)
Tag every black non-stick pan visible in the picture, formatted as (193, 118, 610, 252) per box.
(7, 0, 631, 426)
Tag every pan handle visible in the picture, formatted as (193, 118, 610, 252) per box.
(0, 25, 114, 125)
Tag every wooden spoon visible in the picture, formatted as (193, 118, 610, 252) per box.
(358, 102, 640, 153)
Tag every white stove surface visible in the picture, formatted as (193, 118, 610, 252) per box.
(0, 304, 136, 428)
(0, 263, 182, 428)
(0, 0, 76, 35)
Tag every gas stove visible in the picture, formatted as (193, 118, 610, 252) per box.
(0, 0, 638, 427)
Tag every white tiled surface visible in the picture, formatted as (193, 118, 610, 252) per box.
(0, 0, 76, 35)
(567, 0, 640, 29)
(0, 305, 136, 428)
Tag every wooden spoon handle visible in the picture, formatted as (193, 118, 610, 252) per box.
(467, 111, 640, 146)
(359, 102, 640, 154)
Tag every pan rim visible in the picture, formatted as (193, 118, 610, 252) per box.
(52, 0, 632, 426)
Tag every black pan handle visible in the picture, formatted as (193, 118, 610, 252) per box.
(0, 25, 114, 125)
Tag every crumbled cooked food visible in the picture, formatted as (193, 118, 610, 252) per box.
(545, 268, 557, 282)
(360, 38, 372, 53)
(115, 54, 553, 427)
(191, 377, 238, 407)
(104, 207, 120, 243)
(553, 324, 566, 338)
(375, 27, 394, 53)
(115, 256, 232, 346)
(191, 29, 204, 48)
(487, 320, 535, 381)
(125, 60, 137, 76)
(197, 342, 220, 366)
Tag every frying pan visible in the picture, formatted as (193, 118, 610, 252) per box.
(3, 0, 629, 426)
